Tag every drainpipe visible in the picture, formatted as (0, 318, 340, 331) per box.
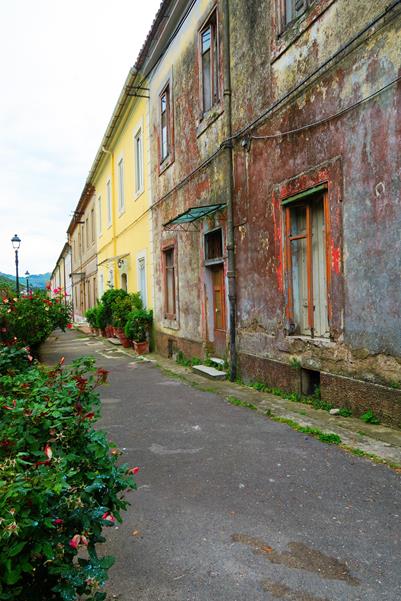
(222, 0, 236, 381)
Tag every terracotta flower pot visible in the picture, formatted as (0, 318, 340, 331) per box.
(133, 340, 149, 355)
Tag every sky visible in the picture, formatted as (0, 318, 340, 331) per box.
(0, 0, 161, 275)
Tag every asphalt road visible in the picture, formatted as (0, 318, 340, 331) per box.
(41, 331, 401, 601)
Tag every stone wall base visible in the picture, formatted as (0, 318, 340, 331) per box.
(321, 372, 401, 428)
(155, 330, 204, 360)
(238, 352, 401, 428)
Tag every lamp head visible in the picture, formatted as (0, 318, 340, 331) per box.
(11, 234, 21, 250)
(25, 270, 30, 277)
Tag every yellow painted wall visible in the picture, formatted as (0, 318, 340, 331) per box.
(93, 94, 153, 309)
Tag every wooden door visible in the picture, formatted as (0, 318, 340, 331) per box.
(212, 265, 226, 356)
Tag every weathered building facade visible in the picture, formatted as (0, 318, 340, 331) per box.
(67, 186, 98, 321)
(144, 0, 401, 424)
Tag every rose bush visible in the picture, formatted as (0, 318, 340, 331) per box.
(0, 289, 72, 353)
(0, 349, 138, 601)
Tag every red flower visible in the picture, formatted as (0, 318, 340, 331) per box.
(101, 512, 116, 523)
(44, 444, 53, 460)
(83, 412, 95, 420)
(2, 399, 16, 410)
(69, 534, 81, 549)
(53, 518, 64, 526)
(96, 368, 109, 384)
(128, 466, 140, 475)
(66, 323, 73, 329)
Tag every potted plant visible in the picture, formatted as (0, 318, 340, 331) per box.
(124, 309, 152, 354)
(95, 303, 108, 337)
(85, 307, 98, 334)
(111, 295, 135, 347)
(100, 289, 129, 338)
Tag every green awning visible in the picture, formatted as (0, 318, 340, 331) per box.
(281, 184, 326, 206)
(163, 204, 226, 228)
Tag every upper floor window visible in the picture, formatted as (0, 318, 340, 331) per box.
(118, 158, 125, 213)
(134, 127, 144, 194)
(91, 208, 95, 243)
(85, 218, 89, 249)
(106, 179, 112, 226)
(97, 195, 102, 236)
(284, 0, 314, 26)
(160, 86, 170, 162)
(200, 11, 219, 113)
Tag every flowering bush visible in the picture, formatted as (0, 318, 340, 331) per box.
(0, 290, 72, 352)
(0, 351, 138, 600)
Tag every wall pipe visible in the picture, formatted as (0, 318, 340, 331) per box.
(222, 0, 237, 381)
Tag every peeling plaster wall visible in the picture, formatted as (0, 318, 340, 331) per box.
(231, 0, 401, 386)
(149, 0, 401, 393)
(149, 0, 229, 352)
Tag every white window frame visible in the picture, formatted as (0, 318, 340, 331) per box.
(99, 273, 104, 298)
(117, 157, 125, 214)
(137, 251, 147, 308)
(106, 178, 112, 227)
(97, 195, 102, 237)
(134, 122, 144, 198)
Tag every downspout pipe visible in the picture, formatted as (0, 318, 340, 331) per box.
(222, 0, 236, 381)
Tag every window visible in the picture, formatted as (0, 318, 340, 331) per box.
(121, 273, 127, 292)
(164, 247, 176, 318)
(284, 190, 329, 338)
(106, 179, 112, 226)
(200, 11, 219, 113)
(91, 208, 95, 243)
(118, 158, 125, 212)
(108, 268, 114, 289)
(99, 273, 104, 298)
(284, 0, 314, 26)
(160, 86, 170, 162)
(86, 218, 89, 249)
(97, 196, 102, 236)
(134, 128, 144, 194)
(137, 255, 147, 308)
(205, 229, 223, 262)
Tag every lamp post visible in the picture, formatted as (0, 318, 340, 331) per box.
(11, 234, 21, 297)
(25, 270, 30, 294)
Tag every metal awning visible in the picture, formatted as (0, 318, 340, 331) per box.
(97, 253, 129, 267)
(163, 203, 226, 231)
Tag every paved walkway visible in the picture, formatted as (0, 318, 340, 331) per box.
(41, 330, 401, 601)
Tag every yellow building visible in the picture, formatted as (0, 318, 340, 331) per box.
(87, 68, 153, 309)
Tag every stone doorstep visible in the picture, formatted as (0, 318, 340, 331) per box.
(192, 364, 227, 380)
(210, 357, 225, 367)
(107, 337, 122, 346)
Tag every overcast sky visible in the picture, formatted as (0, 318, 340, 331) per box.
(0, 0, 160, 275)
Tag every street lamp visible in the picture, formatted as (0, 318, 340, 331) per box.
(25, 270, 30, 294)
(11, 234, 21, 297)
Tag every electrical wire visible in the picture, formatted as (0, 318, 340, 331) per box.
(250, 74, 401, 141)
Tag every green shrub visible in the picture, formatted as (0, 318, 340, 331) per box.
(111, 296, 134, 329)
(95, 304, 107, 331)
(124, 309, 152, 343)
(85, 307, 98, 329)
(0, 353, 137, 601)
(100, 289, 128, 325)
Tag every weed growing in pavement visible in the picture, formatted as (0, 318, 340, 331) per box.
(360, 410, 381, 425)
(227, 395, 257, 410)
(270, 416, 342, 444)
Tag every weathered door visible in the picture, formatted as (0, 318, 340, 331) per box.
(212, 265, 226, 356)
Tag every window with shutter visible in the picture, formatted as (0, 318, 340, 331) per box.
(285, 0, 312, 26)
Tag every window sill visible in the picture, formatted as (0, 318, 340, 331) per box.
(196, 105, 223, 138)
(118, 209, 126, 218)
(159, 154, 174, 176)
(163, 316, 179, 330)
(287, 334, 335, 347)
(133, 188, 145, 201)
(271, 0, 336, 64)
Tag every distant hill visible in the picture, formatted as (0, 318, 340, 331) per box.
(0, 272, 51, 290)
